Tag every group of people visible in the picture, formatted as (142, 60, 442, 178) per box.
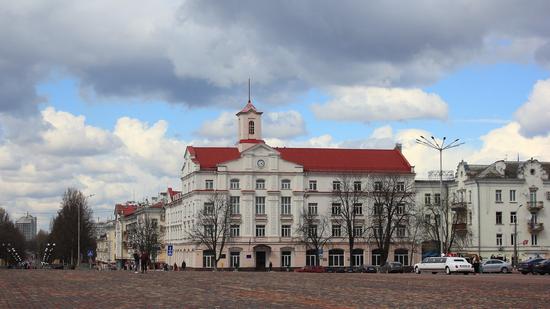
(131, 251, 186, 274)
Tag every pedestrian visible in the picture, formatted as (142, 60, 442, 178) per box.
(269, 261, 272, 272)
(140, 251, 149, 274)
(173, 263, 178, 271)
(181, 260, 186, 271)
(473, 255, 480, 274)
(133, 251, 140, 273)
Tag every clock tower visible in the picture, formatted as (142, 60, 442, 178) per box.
(237, 100, 264, 152)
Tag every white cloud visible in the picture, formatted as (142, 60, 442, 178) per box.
(195, 112, 236, 139)
(311, 86, 448, 122)
(515, 79, 550, 137)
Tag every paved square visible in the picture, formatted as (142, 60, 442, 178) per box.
(1, 270, 549, 308)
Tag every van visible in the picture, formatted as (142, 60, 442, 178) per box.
(414, 257, 474, 275)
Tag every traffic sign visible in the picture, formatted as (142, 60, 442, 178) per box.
(87, 250, 94, 257)
(167, 245, 173, 256)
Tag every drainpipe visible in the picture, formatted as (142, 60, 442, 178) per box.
(476, 181, 481, 257)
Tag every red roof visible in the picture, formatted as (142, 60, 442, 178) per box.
(187, 146, 412, 173)
(115, 204, 138, 216)
(167, 187, 181, 199)
(236, 100, 262, 115)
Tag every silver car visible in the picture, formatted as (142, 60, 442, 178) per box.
(481, 259, 512, 273)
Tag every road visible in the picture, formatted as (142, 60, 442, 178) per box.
(1, 270, 548, 308)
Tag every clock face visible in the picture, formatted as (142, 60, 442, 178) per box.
(257, 159, 265, 168)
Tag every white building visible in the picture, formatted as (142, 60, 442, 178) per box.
(166, 101, 417, 270)
(449, 159, 550, 262)
(16, 213, 37, 241)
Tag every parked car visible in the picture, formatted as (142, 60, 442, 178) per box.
(295, 266, 325, 273)
(414, 257, 474, 275)
(480, 259, 513, 273)
(517, 258, 545, 275)
(533, 259, 550, 275)
(362, 265, 378, 273)
(379, 262, 404, 273)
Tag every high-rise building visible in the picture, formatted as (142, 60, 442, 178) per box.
(16, 213, 37, 241)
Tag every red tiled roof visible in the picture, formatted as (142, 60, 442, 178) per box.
(187, 146, 412, 173)
(115, 204, 138, 216)
(237, 100, 262, 115)
(239, 139, 264, 144)
(167, 187, 181, 199)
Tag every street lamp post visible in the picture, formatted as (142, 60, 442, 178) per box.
(513, 204, 523, 268)
(416, 136, 464, 255)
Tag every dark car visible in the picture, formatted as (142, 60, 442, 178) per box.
(295, 266, 326, 273)
(379, 262, 404, 273)
(533, 259, 550, 275)
(362, 265, 378, 273)
(517, 258, 545, 274)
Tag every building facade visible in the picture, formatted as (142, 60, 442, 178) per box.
(16, 213, 37, 241)
(166, 101, 417, 270)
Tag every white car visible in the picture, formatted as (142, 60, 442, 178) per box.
(414, 257, 474, 275)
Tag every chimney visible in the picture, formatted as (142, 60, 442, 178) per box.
(395, 143, 402, 152)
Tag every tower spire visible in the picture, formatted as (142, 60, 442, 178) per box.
(248, 77, 251, 102)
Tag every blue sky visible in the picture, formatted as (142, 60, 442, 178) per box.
(2, 1, 550, 230)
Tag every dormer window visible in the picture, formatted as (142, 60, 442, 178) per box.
(249, 121, 255, 135)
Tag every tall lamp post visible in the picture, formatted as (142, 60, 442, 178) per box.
(78, 194, 95, 267)
(416, 136, 464, 255)
(513, 204, 522, 268)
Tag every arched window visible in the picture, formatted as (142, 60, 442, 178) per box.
(371, 249, 382, 266)
(329, 249, 344, 267)
(248, 120, 255, 135)
(394, 248, 409, 266)
(306, 249, 318, 266)
(352, 249, 364, 267)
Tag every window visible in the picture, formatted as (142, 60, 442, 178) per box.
(308, 203, 318, 216)
(495, 190, 502, 203)
(281, 197, 291, 215)
(434, 193, 441, 206)
(248, 120, 255, 134)
(331, 203, 341, 216)
(281, 225, 291, 237)
(468, 190, 472, 203)
(230, 225, 240, 237)
(329, 249, 344, 267)
(281, 251, 291, 268)
(353, 203, 363, 215)
(396, 182, 405, 192)
(230, 179, 240, 190)
(396, 225, 406, 238)
(230, 196, 240, 215)
(308, 180, 317, 191)
(255, 197, 265, 214)
(510, 211, 517, 224)
(354, 181, 362, 191)
(374, 203, 383, 216)
(468, 211, 472, 225)
(256, 179, 265, 190)
(396, 203, 405, 215)
(530, 190, 537, 203)
(510, 190, 516, 202)
(256, 225, 265, 237)
(511, 233, 516, 246)
(394, 249, 409, 266)
(308, 225, 317, 237)
(496, 233, 502, 246)
(353, 225, 363, 237)
(204, 202, 214, 215)
(332, 224, 342, 237)
(333, 181, 341, 191)
(531, 234, 538, 246)
(281, 179, 291, 190)
(424, 193, 431, 205)
(204, 224, 214, 235)
(496, 211, 502, 225)
(230, 252, 240, 269)
(203, 250, 215, 268)
(373, 226, 383, 238)
(372, 249, 382, 266)
(205, 180, 213, 190)
(374, 181, 383, 191)
(306, 249, 317, 266)
(352, 249, 364, 267)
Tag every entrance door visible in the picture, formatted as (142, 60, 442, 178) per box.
(255, 251, 266, 270)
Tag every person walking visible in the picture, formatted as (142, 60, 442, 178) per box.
(181, 260, 186, 271)
(140, 251, 149, 274)
(133, 251, 140, 274)
(269, 261, 273, 272)
(473, 255, 480, 274)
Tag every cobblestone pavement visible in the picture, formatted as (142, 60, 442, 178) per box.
(1, 269, 550, 308)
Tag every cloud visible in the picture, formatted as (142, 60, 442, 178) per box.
(312, 86, 448, 122)
(515, 79, 550, 137)
(3, 1, 550, 116)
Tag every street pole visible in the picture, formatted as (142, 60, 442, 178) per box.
(416, 136, 464, 256)
(514, 204, 522, 268)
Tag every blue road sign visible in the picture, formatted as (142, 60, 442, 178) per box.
(87, 250, 93, 257)
(167, 245, 173, 256)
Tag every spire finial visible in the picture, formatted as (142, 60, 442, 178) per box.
(248, 77, 251, 102)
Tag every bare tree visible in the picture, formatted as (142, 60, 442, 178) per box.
(187, 192, 231, 270)
(331, 174, 369, 266)
(296, 206, 333, 266)
(127, 212, 163, 262)
(368, 175, 415, 266)
(0, 207, 26, 265)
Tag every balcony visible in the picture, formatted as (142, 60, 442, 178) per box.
(453, 223, 468, 235)
(255, 214, 268, 221)
(527, 201, 544, 212)
(280, 213, 293, 221)
(450, 201, 467, 212)
(528, 222, 544, 233)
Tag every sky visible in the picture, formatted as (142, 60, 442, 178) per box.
(1, 0, 550, 231)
